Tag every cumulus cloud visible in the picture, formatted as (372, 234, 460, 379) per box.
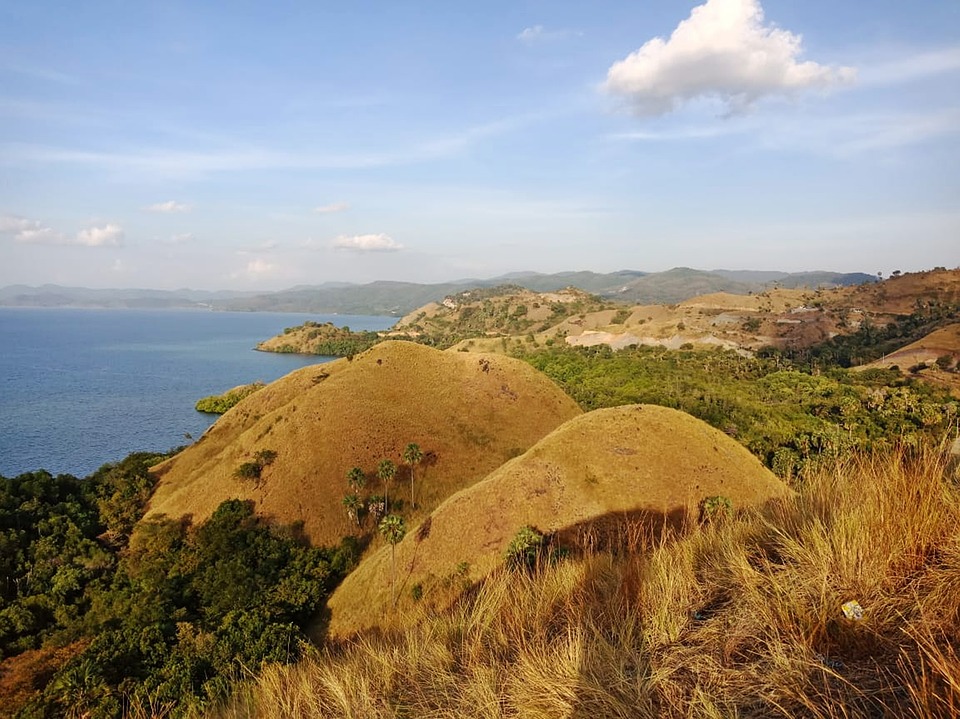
(76, 223, 124, 247)
(15, 226, 66, 245)
(603, 0, 856, 116)
(245, 259, 275, 275)
(0, 215, 49, 240)
(1, 214, 123, 246)
(229, 258, 278, 281)
(333, 233, 403, 252)
(145, 200, 191, 213)
(1, 214, 66, 245)
(313, 201, 349, 214)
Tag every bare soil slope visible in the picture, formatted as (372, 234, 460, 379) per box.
(147, 341, 581, 546)
(326, 404, 790, 637)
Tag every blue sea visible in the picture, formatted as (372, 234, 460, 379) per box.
(0, 308, 396, 478)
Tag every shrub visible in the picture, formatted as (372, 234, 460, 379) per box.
(505, 526, 546, 571)
(234, 462, 262, 481)
(699, 495, 733, 522)
(195, 382, 265, 414)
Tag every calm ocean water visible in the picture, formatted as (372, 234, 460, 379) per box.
(0, 308, 395, 477)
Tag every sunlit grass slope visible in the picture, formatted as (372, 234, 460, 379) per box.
(326, 404, 791, 638)
(218, 442, 960, 719)
(147, 341, 581, 547)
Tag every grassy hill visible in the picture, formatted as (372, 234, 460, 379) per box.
(147, 341, 581, 548)
(325, 404, 790, 638)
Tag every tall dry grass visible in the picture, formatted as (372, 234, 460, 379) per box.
(214, 443, 960, 719)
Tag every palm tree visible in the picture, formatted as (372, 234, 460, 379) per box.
(368, 494, 386, 524)
(402, 442, 423, 509)
(347, 466, 366, 491)
(342, 493, 362, 527)
(377, 459, 397, 511)
(378, 514, 407, 606)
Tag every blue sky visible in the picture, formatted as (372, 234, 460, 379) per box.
(1, 0, 958, 290)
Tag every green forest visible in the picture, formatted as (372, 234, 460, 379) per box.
(1, 454, 359, 718)
(521, 344, 956, 479)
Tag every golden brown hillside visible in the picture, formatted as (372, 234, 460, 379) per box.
(147, 341, 581, 547)
(862, 323, 960, 395)
(865, 323, 960, 368)
(841, 267, 960, 315)
(326, 404, 790, 637)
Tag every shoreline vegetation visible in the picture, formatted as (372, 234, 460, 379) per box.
(195, 382, 266, 414)
(254, 321, 383, 358)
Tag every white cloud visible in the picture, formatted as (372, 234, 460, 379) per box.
(16, 227, 67, 245)
(517, 25, 580, 43)
(0, 214, 43, 235)
(603, 0, 855, 116)
(1, 214, 66, 245)
(1, 215, 124, 246)
(333, 233, 403, 253)
(230, 258, 277, 280)
(518, 25, 546, 42)
(246, 259, 274, 275)
(145, 200, 191, 213)
(76, 223, 124, 247)
(167, 232, 195, 244)
(313, 201, 349, 214)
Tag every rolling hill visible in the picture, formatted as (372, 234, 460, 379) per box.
(325, 404, 791, 637)
(146, 341, 581, 547)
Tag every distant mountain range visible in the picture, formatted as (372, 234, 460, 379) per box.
(0, 268, 876, 315)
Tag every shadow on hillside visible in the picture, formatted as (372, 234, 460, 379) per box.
(548, 507, 699, 718)
(553, 505, 690, 558)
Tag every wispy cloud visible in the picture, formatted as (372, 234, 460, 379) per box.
(858, 46, 960, 87)
(517, 25, 581, 44)
(1, 115, 534, 178)
(333, 233, 403, 252)
(603, 0, 855, 116)
(2, 63, 79, 86)
(608, 106, 960, 156)
(313, 201, 349, 214)
(144, 200, 191, 213)
(764, 108, 960, 156)
(609, 123, 753, 142)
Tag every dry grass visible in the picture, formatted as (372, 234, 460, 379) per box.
(211, 442, 960, 718)
(325, 405, 790, 637)
(146, 341, 580, 547)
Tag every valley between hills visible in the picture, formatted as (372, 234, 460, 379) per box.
(3, 267, 960, 718)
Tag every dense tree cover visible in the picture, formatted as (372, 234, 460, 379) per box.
(0, 453, 163, 661)
(1, 455, 359, 718)
(194, 382, 265, 414)
(522, 344, 958, 478)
